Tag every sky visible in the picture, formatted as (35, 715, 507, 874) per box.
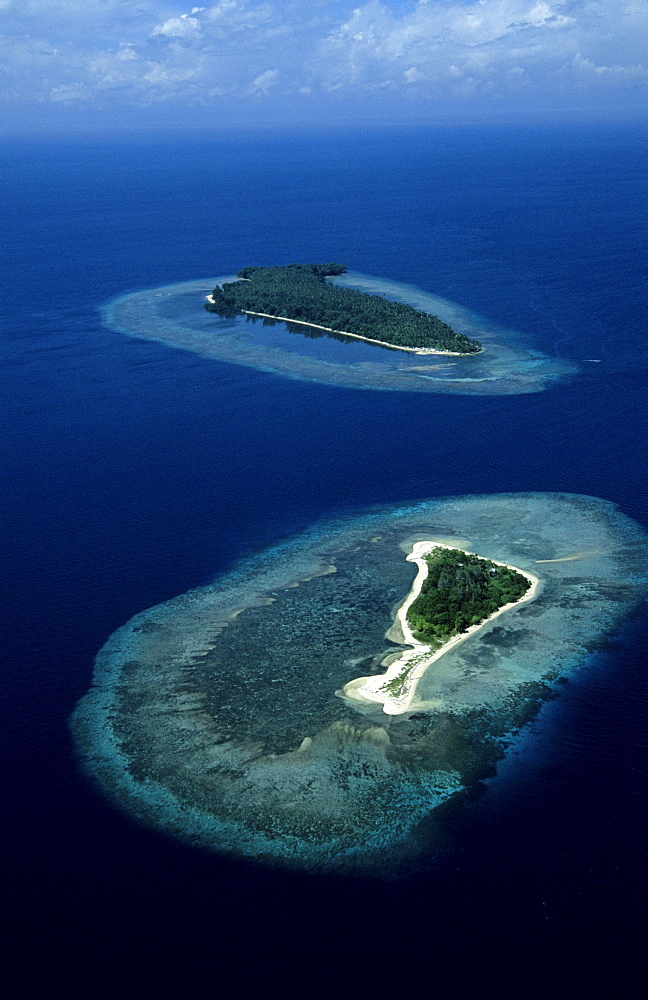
(1, 0, 646, 130)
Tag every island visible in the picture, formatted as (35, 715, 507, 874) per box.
(205, 263, 482, 355)
(73, 492, 646, 873)
(105, 272, 577, 394)
(343, 543, 538, 715)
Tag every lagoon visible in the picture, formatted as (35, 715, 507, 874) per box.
(104, 271, 576, 395)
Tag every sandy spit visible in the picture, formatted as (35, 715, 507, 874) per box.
(342, 541, 540, 716)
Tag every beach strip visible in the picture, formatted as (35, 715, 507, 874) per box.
(342, 541, 540, 716)
(205, 295, 479, 357)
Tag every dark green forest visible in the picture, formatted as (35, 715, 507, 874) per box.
(205, 264, 481, 353)
(407, 547, 531, 642)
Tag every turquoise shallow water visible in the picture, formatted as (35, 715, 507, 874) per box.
(104, 271, 576, 395)
(73, 492, 648, 873)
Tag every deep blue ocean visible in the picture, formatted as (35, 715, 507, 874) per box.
(2, 124, 646, 996)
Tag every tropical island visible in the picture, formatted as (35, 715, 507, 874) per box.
(343, 543, 537, 715)
(205, 263, 482, 355)
(72, 492, 647, 872)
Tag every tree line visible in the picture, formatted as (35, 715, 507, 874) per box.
(205, 264, 481, 353)
(407, 547, 530, 641)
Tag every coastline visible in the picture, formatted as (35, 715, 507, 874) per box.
(342, 541, 540, 716)
(71, 491, 648, 871)
(205, 294, 480, 357)
(102, 276, 576, 397)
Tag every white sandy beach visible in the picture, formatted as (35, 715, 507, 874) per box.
(205, 295, 478, 357)
(342, 541, 540, 716)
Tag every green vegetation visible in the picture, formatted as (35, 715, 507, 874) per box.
(380, 653, 428, 698)
(381, 667, 412, 698)
(205, 264, 481, 353)
(407, 547, 530, 642)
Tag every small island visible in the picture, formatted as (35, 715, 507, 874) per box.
(205, 263, 482, 355)
(73, 492, 647, 872)
(343, 543, 538, 715)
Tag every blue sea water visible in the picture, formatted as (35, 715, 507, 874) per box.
(1, 124, 647, 995)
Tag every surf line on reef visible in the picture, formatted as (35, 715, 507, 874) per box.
(205, 295, 478, 357)
(342, 542, 540, 716)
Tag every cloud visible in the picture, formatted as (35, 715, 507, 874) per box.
(248, 67, 279, 94)
(0, 0, 645, 117)
(151, 15, 203, 41)
(116, 44, 137, 62)
(403, 66, 424, 84)
(312, 0, 647, 99)
(570, 51, 648, 80)
(49, 82, 93, 102)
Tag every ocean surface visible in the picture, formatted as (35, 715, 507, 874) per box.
(2, 123, 647, 995)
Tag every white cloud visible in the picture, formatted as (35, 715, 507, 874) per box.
(403, 66, 424, 84)
(248, 68, 279, 94)
(143, 62, 197, 86)
(0, 0, 645, 114)
(151, 15, 202, 40)
(312, 0, 646, 99)
(49, 81, 92, 101)
(116, 44, 137, 62)
(570, 51, 648, 80)
(207, 0, 244, 20)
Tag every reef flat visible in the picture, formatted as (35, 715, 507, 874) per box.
(72, 494, 647, 873)
(102, 272, 576, 395)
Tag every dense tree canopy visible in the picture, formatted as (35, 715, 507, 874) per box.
(205, 264, 481, 353)
(407, 547, 530, 641)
